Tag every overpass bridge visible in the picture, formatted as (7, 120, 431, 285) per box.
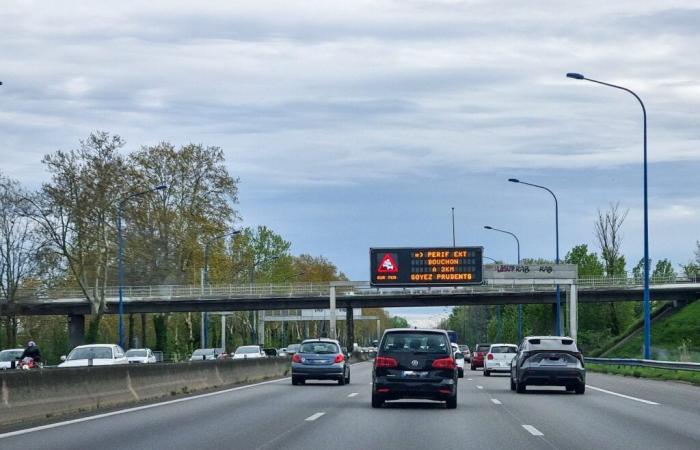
(2, 276, 699, 348)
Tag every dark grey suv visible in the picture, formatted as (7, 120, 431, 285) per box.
(372, 329, 458, 408)
(510, 336, 586, 394)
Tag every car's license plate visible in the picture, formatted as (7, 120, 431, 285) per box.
(402, 370, 427, 378)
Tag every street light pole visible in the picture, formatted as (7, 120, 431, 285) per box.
(117, 184, 166, 350)
(508, 178, 561, 335)
(484, 226, 522, 342)
(566, 72, 651, 358)
(451, 207, 456, 247)
(202, 230, 241, 349)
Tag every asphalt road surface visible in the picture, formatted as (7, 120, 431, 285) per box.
(1, 361, 699, 450)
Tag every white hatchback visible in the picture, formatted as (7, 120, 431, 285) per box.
(58, 344, 129, 367)
(451, 343, 465, 378)
(232, 345, 267, 360)
(126, 348, 157, 364)
(483, 344, 518, 376)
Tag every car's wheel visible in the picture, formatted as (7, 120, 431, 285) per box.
(510, 376, 516, 391)
(565, 385, 575, 392)
(483, 370, 490, 377)
(458, 368, 464, 378)
(470, 364, 476, 371)
(371, 393, 384, 408)
(516, 380, 526, 393)
(338, 375, 346, 385)
(575, 383, 586, 395)
(291, 376, 299, 385)
(345, 370, 351, 384)
(446, 392, 457, 409)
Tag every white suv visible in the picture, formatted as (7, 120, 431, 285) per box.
(483, 344, 518, 376)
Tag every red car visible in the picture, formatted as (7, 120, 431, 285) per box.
(470, 343, 491, 370)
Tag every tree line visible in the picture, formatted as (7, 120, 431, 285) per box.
(0, 132, 402, 362)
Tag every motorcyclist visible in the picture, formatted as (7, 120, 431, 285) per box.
(20, 340, 41, 364)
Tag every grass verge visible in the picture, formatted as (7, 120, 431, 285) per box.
(587, 363, 700, 386)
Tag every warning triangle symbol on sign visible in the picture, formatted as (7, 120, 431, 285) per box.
(377, 253, 398, 274)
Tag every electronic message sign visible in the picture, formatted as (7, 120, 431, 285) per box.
(370, 247, 483, 287)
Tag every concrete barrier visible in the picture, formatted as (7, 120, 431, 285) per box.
(0, 357, 290, 427)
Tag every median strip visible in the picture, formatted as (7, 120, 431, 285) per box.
(588, 385, 659, 405)
(522, 425, 544, 436)
(305, 412, 325, 421)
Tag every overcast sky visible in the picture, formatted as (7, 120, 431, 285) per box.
(2, 1, 699, 326)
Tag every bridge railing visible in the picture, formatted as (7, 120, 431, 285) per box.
(10, 275, 699, 302)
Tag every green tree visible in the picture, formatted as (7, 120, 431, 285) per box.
(30, 132, 129, 342)
(652, 258, 676, 282)
(390, 316, 409, 328)
(565, 244, 604, 278)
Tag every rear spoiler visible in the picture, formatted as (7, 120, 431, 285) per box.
(528, 338, 574, 346)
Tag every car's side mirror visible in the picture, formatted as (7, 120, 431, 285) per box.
(60, 355, 66, 361)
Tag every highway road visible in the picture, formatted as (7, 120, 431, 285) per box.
(1, 361, 699, 449)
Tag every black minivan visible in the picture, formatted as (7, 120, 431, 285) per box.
(372, 328, 457, 408)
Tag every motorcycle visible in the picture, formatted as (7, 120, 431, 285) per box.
(17, 357, 40, 370)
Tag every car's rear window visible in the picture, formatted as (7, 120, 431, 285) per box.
(490, 345, 517, 353)
(300, 342, 339, 354)
(476, 344, 491, 352)
(381, 332, 449, 354)
(528, 338, 577, 351)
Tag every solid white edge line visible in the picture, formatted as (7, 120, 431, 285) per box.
(347, 393, 358, 397)
(588, 385, 659, 405)
(491, 398, 502, 405)
(0, 377, 290, 440)
(305, 412, 325, 421)
(522, 425, 544, 436)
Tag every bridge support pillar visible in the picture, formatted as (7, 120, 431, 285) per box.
(346, 307, 354, 353)
(68, 314, 85, 348)
(569, 283, 578, 342)
(257, 311, 265, 346)
(329, 286, 337, 339)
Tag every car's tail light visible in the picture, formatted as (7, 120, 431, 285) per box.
(375, 356, 398, 368)
(573, 352, 585, 366)
(292, 354, 302, 363)
(334, 354, 345, 363)
(377, 388, 390, 393)
(487, 353, 494, 360)
(432, 357, 456, 369)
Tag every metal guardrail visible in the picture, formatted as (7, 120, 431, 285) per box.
(10, 276, 700, 302)
(585, 357, 700, 372)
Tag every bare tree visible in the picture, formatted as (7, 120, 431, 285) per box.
(594, 202, 628, 277)
(594, 202, 629, 335)
(0, 173, 43, 346)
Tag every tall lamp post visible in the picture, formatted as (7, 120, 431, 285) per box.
(566, 72, 651, 358)
(202, 230, 242, 349)
(118, 184, 167, 350)
(508, 178, 561, 336)
(484, 226, 522, 342)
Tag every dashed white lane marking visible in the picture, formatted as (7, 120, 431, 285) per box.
(522, 425, 544, 436)
(348, 393, 358, 398)
(0, 377, 290, 440)
(305, 412, 325, 421)
(588, 385, 659, 405)
(476, 385, 484, 390)
(491, 398, 502, 405)
(467, 378, 473, 381)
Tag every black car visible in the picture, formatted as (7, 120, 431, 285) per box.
(291, 338, 350, 385)
(372, 328, 458, 409)
(510, 336, 586, 394)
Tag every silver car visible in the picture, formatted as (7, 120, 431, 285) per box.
(291, 338, 350, 385)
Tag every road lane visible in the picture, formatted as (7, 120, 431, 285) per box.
(1, 362, 699, 450)
(464, 369, 700, 450)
